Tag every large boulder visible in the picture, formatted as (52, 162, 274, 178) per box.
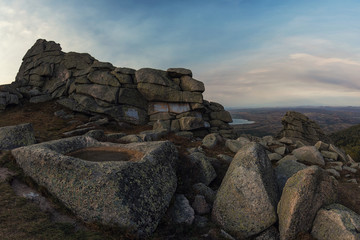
(311, 204, 360, 240)
(212, 143, 279, 239)
(277, 166, 338, 240)
(292, 146, 325, 166)
(277, 111, 330, 145)
(11, 136, 178, 237)
(274, 159, 307, 194)
(0, 123, 36, 150)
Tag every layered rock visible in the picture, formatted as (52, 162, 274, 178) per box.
(4, 39, 234, 138)
(11, 136, 178, 237)
(277, 111, 330, 145)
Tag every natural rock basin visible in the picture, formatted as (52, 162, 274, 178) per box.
(67, 147, 144, 162)
(11, 136, 178, 237)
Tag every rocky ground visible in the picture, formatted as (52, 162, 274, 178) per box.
(1, 101, 360, 240)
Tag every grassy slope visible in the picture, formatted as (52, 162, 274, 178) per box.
(330, 124, 360, 161)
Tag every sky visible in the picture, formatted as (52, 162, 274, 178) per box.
(1, 0, 360, 108)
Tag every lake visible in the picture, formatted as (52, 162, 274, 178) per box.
(230, 118, 255, 125)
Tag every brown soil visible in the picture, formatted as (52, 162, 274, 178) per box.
(67, 147, 144, 162)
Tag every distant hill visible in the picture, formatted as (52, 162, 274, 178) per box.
(330, 124, 360, 161)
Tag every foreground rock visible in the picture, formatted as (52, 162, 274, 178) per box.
(311, 204, 360, 240)
(0, 123, 36, 150)
(212, 143, 279, 239)
(11, 136, 178, 237)
(277, 166, 338, 240)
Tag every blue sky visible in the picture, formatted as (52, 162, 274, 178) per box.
(1, 0, 360, 107)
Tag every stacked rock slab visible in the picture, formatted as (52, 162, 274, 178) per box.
(7, 39, 234, 138)
(277, 111, 330, 145)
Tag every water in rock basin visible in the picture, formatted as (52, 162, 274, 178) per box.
(67, 147, 143, 162)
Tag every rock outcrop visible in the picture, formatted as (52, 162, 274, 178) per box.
(2, 39, 235, 138)
(11, 136, 178, 237)
(277, 111, 330, 145)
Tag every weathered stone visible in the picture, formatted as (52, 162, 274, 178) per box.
(292, 146, 325, 166)
(315, 141, 329, 151)
(23, 39, 62, 59)
(180, 76, 205, 92)
(138, 130, 168, 141)
(268, 153, 283, 162)
(168, 103, 191, 114)
(326, 169, 340, 179)
(225, 139, 244, 153)
(169, 194, 195, 225)
(311, 204, 360, 240)
(0, 123, 36, 150)
(321, 150, 338, 160)
(106, 105, 148, 125)
(30, 63, 54, 76)
(210, 111, 232, 123)
(277, 166, 338, 240)
(105, 133, 127, 142)
(192, 183, 216, 204)
(62, 127, 96, 137)
(75, 84, 118, 103)
(192, 195, 210, 215)
(119, 134, 143, 143)
(217, 154, 233, 164)
(175, 131, 194, 138)
(148, 102, 169, 115)
(150, 113, 174, 121)
(329, 144, 347, 162)
(137, 83, 203, 103)
(279, 137, 294, 145)
(112, 67, 136, 75)
(254, 226, 280, 240)
(11, 137, 177, 237)
(62, 52, 94, 70)
(275, 159, 307, 194)
(275, 146, 286, 155)
(343, 166, 357, 174)
(179, 117, 206, 131)
(153, 120, 171, 132)
(208, 101, 225, 111)
(277, 111, 330, 145)
(202, 133, 221, 149)
(212, 143, 279, 239)
(188, 152, 217, 186)
(90, 60, 114, 70)
(136, 68, 180, 89)
(167, 68, 192, 78)
(83, 129, 105, 140)
(87, 71, 120, 87)
(118, 88, 147, 109)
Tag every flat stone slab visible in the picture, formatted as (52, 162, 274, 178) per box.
(11, 136, 178, 237)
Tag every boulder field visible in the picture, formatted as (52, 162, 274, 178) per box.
(0, 39, 359, 239)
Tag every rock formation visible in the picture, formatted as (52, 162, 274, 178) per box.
(0, 39, 235, 138)
(277, 111, 330, 145)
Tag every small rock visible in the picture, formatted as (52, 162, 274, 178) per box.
(225, 139, 244, 153)
(343, 166, 357, 174)
(268, 153, 283, 162)
(171, 194, 195, 225)
(84, 129, 105, 140)
(217, 154, 233, 164)
(192, 195, 210, 215)
(188, 152, 217, 186)
(119, 134, 143, 143)
(192, 183, 216, 204)
(279, 137, 293, 145)
(202, 133, 221, 149)
(105, 132, 126, 142)
(175, 131, 193, 138)
(315, 141, 329, 151)
(321, 150, 338, 161)
(329, 144, 346, 162)
(274, 146, 286, 155)
(326, 169, 340, 179)
(62, 127, 96, 137)
(347, 179, 358, 184)
(194, 215, 208, 228)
